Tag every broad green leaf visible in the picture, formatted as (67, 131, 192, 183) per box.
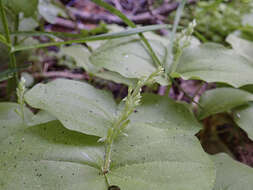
(0, 102, 215, 190)
(198, 88, 253, 120)
(3, 0, 38, 17)
(25, 79, 117, 137)
(94, 70, 137, 86)
(233, 102, 253, 140)
(0, 103, 33, 139)
(212, 153, 253, 190)
(19, 17, 38, 31)
(38, 0, 68, 24)
(90, 36, 168, 85)
(60, 45, 136, 85)
(107, 94, 215, 189)
(0, 103, 54, 130)
(0, 103, 105, 189)
(0, 120, 106, 190)
(173, 43, 253, 88)
(108, 122, 215, 190)
(25, 79, 203, 137)
(240, 85, 253, 94)
(130, 94, 202, 135)
(28, 110, 56, 126)
(144, 32, 170, 46)
(59, 45, 95, 72)
(226, 33, 253, 61)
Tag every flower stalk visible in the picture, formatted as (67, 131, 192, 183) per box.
(15, 77, 26, 122)
(170, 19, 197, 73)
(102, 67, 164, 174)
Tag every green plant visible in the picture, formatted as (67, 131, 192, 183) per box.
(1, 0, 253, 190)
(186, 0, 252, 43)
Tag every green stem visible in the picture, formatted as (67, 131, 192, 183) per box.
(102, 112, 129, 173)
(170, 76, 203, 109)
(14, 14, 19, 45)
(11, 23, 110, 39)
(102, 68, 163, 174)
(103, 139, 113, 174)
(102, 103, 135, 173)
(167, 0, 187, 74)
(140, 34, 161, 67)
(7, 55, 18, 95)
(104, 173, 111, 188)
(0, 0, 18, 98)
(194, 30, 208, 43)
(0, 1, 11, 43)
(170, 43, 183, 74)
(17, 78, 26, 123)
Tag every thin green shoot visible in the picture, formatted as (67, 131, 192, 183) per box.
(12, 24, 170, 52)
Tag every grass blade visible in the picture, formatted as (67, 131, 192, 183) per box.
(12, 24, 169, 52)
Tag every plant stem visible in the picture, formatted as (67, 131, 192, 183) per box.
(170, 76, 203, 109)
(102, 89, 140, 173)
(0, 0, 18, 98)
(194, 30, 208, 43)
(102, 68, 163, 174)
(16, 78, 26, 123)
(14, 14, 19, 45)
(103, 114, 127, 174)
(7, 55, 18, 98)
(0, 1, 10, 43)
(167, 0, 187, 74)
